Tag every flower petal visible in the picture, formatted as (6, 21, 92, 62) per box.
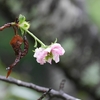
(53, 52, 60, 63)
(34, 47, 48, 65)
(46, 58, 52, 64)
(51, 43, 65, 55)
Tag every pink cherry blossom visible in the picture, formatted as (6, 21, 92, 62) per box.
(34, 43, 65, 65)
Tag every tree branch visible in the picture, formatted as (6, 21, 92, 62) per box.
(0, 75, 80, 100)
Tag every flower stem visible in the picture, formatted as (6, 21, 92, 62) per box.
(11, 22, 46, 47)
(25, 29, 46, 47)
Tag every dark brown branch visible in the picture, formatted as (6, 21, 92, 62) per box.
(0, 75, 80, 100)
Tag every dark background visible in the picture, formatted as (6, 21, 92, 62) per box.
(0, 0, 100, 100)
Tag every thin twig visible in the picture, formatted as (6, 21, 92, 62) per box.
(0, 75, 81, 100)
(59, 79, 66, 93)
(0, 23, 11, 31)
(38, 88, 52, 100)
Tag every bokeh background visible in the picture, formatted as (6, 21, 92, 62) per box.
(0, 0, 100, 100)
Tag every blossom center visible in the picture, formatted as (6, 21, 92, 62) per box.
(45, 52, 53, 60)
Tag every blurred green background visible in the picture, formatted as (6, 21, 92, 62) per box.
(0, 0, 100, 100)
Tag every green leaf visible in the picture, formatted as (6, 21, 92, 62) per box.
(18, 14, 26, 23)
(20, 28, 25, 36)
(19, 21, 30, 30)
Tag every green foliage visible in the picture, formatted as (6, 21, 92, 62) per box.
(18, 14, 30, 35)
(87, 0, 100, 29)
(81, 62, 100, 87)
(0, 60, 6, 75)
(6, 0, 22, 13)
(62, 38, 76, 56)
(18, 14, 26, 24)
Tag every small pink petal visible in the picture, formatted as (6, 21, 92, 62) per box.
(47, 58, 52, 64)
(51, 43, 65, 55)
(37, 51, 48, 65)
(45, 47, 51, 52)
(34, 47, 48, 65)
(34, 48, 44, 57)
(53, 53, 60, 63)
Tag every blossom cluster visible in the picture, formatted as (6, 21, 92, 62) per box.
(34, 43, 65, 65)
(18, 14, 65, 65)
